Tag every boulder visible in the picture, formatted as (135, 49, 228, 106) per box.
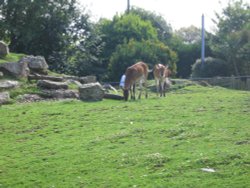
(65, 79, 82, 87)
(0, 71, 3, 78)
(37, 80, 68, 90)
(102, 83, 118, 93)
(0, 80, 19, 90)
(16, 94, 43, 103)
(79, 76, 96, 84)
(19, 55, 48, 74)
(79, 82, 105, 101)
(0, 92, 10, 104)
(0, 61, 30, 78)
(28, 73, 64, 82)
(103, 93, 124, 100)
(0, 41, 9, 56)
(41, 89, 79, 99)
(64, 75, 96, 84)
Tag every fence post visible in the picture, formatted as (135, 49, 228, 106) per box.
(230, 76, 235, 89)
(247, 78, 250, 90)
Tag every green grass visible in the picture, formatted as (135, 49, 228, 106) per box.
(0, 85, 249, 187)
(0, 53, 26, 64)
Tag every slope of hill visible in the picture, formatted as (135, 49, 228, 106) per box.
(0, 85, 249, 187)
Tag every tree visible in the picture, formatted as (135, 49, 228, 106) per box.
(191, 57, 230, 77)
(0, 0, 93, 71)
(212, 0, 250, 75)
(109, 39, 177, 81)
(48, 22, 105, 78)
(129, 7, 173, 43)
(170, 26, 213, 78)
(175, 26, 201, 44)
(97, 13, 158, 78)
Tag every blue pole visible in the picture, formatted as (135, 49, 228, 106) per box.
(127, 0, 130, 13)
(201, 14, 205, 69)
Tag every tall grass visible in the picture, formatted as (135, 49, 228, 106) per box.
(0, 85, 249, 187)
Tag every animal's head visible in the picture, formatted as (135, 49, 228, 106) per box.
(123, 89, 129, 101)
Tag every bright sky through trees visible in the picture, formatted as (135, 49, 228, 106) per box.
(77, 0, 248, 31)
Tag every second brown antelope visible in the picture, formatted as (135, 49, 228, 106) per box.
(123, 61, 149, 101)
(153, 64, 171, 97)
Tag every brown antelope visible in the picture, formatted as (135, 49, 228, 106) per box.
(123, 61, 149, 101)
(153, 64, 171, 97)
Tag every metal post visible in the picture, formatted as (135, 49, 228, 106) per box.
(201, 14, 205, 69)
(127, 0, 130, 13)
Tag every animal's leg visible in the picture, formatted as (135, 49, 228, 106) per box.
(132, 84, 136, 100)
(130, 87, 133, 100)
(155, 79, 159, 96)
(138, 81, 142, 99)
(163, 81, 166, 97)
(145, 79, 148, 99)
(160, 80, 164, 97)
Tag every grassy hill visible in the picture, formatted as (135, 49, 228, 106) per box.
(0, 53, 26, 64)
(0, 85, 249, 187)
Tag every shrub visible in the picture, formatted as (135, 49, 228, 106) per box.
(108, 39, 177, 81)
(191, 57, 230, 78)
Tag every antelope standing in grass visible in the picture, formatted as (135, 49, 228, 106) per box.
(123, 61, 149, 101)
(153, 64, 171, 97)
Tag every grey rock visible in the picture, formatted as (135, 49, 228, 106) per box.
(0, 41, 9, 56)
(19, 55, 48, 74)
(79, 82, 105, 101)
(37, 80, 68, 90)
(0, 61, 30, 78)
(28, 73, 64, 82)
(0, 80, 19, 90)
(64, 75, 96, 84)
(79, 76, 96, 84)
(16, 94, 43, 103)
(41, 89, 79, 99)
(0, 92, 10, 104)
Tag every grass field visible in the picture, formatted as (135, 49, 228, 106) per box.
(0, 85, 249, 187)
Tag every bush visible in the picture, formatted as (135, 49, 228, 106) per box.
(108, 39, 177, 81)
(191, 57, 230, 78)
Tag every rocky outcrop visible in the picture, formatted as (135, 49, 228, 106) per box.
(79, 82, 105, 101)
(0, 41, 9, 56)
(0, 55, 49, 78)
(0, 80, 19, 90)
(41, 89, 79, 99)
(28, 73, 64, 82)
(20, 56, 48, 74)
(16, 94, 43, 103)
(0, 61, 30, 78)
(0, 92, 10, 104)
(79, 76, 96, 84)
(37, 80, 68, 90)
(63, 75, 96, 84)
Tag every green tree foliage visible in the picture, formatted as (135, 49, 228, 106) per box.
(48, 23, 105, 78)
(212, 0, 250, 75)
(0, 0, 99, 74)
(129, 7, 173, 43)
(109, 39, 177, 81)
(97, 14, 158, 70)
(170, 26, 213, 78)
(191, 57, 230, 77)
(175, 26, 201, 44)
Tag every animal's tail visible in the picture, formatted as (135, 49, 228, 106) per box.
(148, 69, 153, 73)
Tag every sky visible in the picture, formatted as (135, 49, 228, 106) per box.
(76, 0, 250, 32)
